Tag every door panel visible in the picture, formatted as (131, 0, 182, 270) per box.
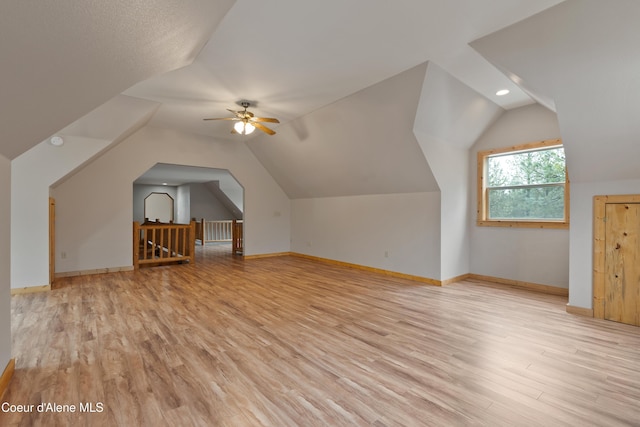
(604, 203, 640, 326)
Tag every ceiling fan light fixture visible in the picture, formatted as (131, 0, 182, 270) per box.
(205, 101, 278, 135)
(234, 120, 255, 135)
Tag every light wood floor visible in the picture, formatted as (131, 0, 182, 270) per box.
(3, 245, 640, 426)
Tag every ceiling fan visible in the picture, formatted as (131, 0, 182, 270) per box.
(203, 101, 280, 135)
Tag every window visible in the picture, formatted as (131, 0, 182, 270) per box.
(477, 139, 569, 228)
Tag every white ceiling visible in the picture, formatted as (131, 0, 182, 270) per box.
(471, 0, 640, 183)
(0, 0, 234, 159)
(125, 0, 563, 142)
(134, 163, 238, 187)
(248, 63, 440, 198)
(10, 0, 638, 199)
(134, 163, 244, 213)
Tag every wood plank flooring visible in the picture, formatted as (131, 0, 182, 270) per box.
(3, 244, 640, 426)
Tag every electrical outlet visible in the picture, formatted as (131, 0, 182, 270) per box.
(61, 251, 67, 259)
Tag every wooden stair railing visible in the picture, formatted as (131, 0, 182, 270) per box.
(133, 220, 196, 269)
(192, 218, 235, 244)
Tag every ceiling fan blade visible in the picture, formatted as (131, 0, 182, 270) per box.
(227, 109, 247, 119)
(204, 104, 279, 135)
(253, 122, 276, 135)
(251, 117, 280, 123)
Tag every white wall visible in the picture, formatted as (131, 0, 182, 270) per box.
(176, 184, 190, 224)
(190, 183, 234, 220)
(217, 178, 244, 215)
(417, 134, 471, 280)
(0, 154, 11, 370)
(133, 182, 235, 225)
(248, 63, 439, 199)
(52, 126, 291, 273)
(11, 136, 110, 288)
(413, 62, 503, 281)
(433, 143, 471, 280)
(469, 104, 569, 288)
(132, 184, 178, 223)
(291, 192, 441, 280)
(569, 179, 640, 308)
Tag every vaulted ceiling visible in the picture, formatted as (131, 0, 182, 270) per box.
(3, 0, 638, 196)
(471, 0, 640, 183)
(0, 0, 234, 160)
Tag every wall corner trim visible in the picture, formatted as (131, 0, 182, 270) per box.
(0, 358, 16, 399)
(566, 304, 594, 317)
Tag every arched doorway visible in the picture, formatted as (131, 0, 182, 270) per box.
(133, 163, 244, 259)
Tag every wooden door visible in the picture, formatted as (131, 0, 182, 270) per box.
(603, 202, 640, 325)
(49, 198, 55, 285)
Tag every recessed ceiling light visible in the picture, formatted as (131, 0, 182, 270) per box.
(496, 89, 510, 96)
(50, 136, 64, 146)
(162, 183, 168, 186)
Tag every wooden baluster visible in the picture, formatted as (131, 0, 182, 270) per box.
(133, 222, 140, 269)
(232, 220, 236, 253)
(153, 229, 156, 258)
(190, 220, 196, 264)
(180, 227, 185, 259)
(157, 227, 162, 259)
(174, 226, 178, 259)
(145, 227, 149, 259)
(144, 228, 149, 260)
(232, 220, 241, 254)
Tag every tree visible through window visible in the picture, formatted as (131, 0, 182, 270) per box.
(477, 139, 569, 228)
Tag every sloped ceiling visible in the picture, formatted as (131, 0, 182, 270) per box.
(134, 164, 244, 216)
(59, 95, 160, 142)
(134, 164, 244, 212)
(2, 0, 576, 201)
(414, 63, 503, 150)
(0, 0, 234, 159)
(125, 0, 563, 143)
(470, 0, 640, 182)
(50, 95, 161, 189)
(246, 63, 438, 199)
